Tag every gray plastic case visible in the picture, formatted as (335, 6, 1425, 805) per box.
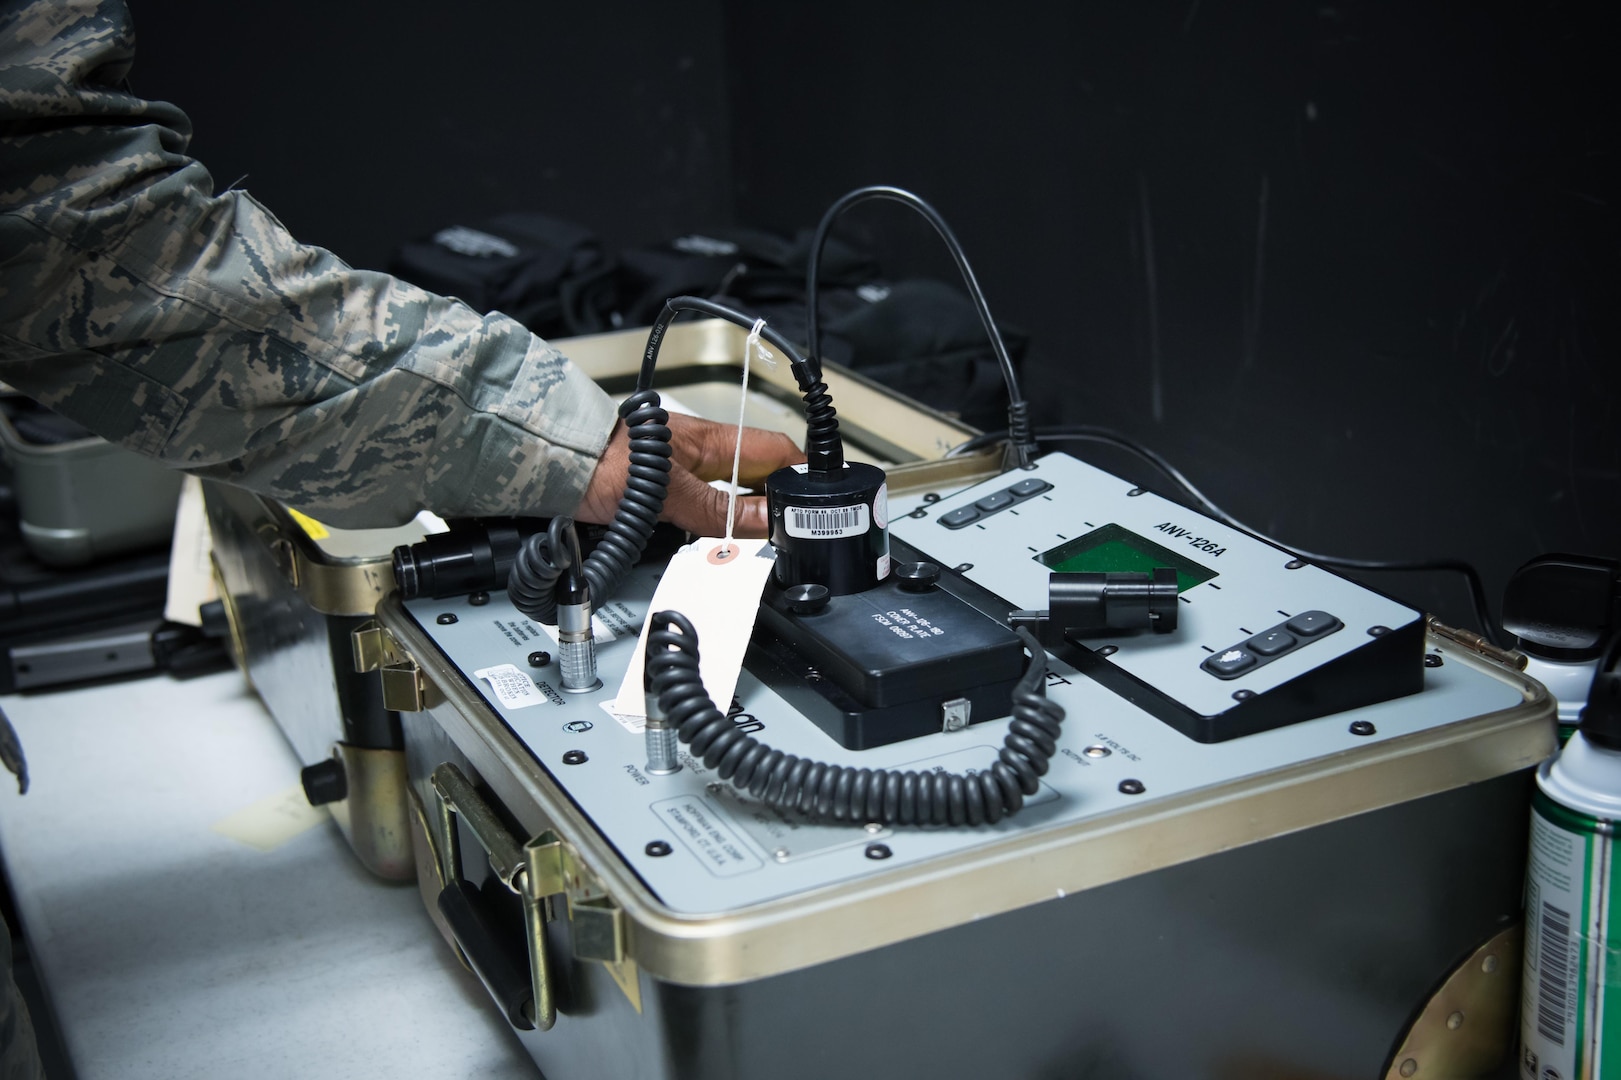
(0, 397, 182, 566)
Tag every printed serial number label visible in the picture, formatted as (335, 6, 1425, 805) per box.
(473, 664, 548, 709)
(785, 504, 870, 539)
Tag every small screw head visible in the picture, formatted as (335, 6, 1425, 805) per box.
(1424, 652, 1444, 668)
(864, 822, 884, 834)
(1118, 779, 1146, 795)
(1398, 1059, 1417, 1078)
(773, 848, 791, 862)
(1481, 954, 1499, 974)
(1232, 689, 1256, 702)
(561, 750, 588, 765)
(1096, 645, 1119, 658)
(436, 612, 458, 625)
(1349, 720, 1377, 737)
(706, 782, 723, 794)
(1446, 1010, 1464, 1030)
(1285, 559, 1307, 570)
(1126, 487, 1146, 497)
(1083, 745, 1111, 759)
(468, 591, 490, 606)
(921, 493, 942, 504)
(1368, 625, 1391, 637)
(865, 843, 893, 860)
(527, 650, 552, 668)
(645, 840, 672, 857)
(953, 562, 974, 574)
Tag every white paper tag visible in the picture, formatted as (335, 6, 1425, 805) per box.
(614, 538, 776, 725)
(164, 475, 217, 626)
(474, 664, 548, 709)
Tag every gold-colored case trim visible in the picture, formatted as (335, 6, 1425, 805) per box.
(377, 592, 1555, 988)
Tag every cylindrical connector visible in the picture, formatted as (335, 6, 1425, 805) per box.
(644, 690, 681, 775)
(1049, 569, 1180, 635)
(556, 601, 600, 693)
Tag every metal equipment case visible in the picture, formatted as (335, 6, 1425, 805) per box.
(360, 449, 1553, 1079)
(204, 482, 423, 880)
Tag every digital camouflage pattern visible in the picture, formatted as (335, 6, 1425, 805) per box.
(0, 0, 617, 528)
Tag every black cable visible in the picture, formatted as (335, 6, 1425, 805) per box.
(509, 294, 847, 621)
(804, 186, 1035, 468)
(647, 611, 1065, 827)
(508, 390, 672, 624)
(643, 294, 844, 472)
(954, 426, 1504, 646)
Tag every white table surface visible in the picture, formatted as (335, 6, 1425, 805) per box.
(0, 669, 539, 1080)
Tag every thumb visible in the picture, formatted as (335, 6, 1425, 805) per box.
(662, 468, 773, 539)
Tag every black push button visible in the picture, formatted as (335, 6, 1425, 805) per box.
(1246, 629, 1297, 656)
(1009, 478, 1051, 497)
(1204, 647, 1257, 677)
(940, 506, 980, 528)
(1285, 610, 1339, 637)
(975, 491, 1016, 513)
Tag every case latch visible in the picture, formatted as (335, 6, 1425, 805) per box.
(352, 621, 443, 712)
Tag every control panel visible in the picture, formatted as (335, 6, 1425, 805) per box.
(889, 453, 1426, 741)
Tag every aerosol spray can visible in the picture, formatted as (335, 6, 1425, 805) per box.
(1520, 633, 1621, 1080)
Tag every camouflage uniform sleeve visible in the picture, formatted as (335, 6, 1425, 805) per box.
(0, 0, 618, 529)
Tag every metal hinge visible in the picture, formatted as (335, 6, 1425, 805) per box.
(352, 621, 443, 712)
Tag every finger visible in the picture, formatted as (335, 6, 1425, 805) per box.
(669, 413, 804, 484)
(661, 467, 773, 539)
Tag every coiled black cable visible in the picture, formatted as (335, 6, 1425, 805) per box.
(647, 611, 1066, 827)
(508, 294, 846, 623)
(508, 389, 672, 624)
(643, 294, 844, 472)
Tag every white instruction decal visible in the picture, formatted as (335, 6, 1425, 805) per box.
(474, 664, 548, 709)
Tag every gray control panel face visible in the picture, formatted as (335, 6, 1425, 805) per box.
(890, 453, 1423, 719)
(405, 452, 1516, 915)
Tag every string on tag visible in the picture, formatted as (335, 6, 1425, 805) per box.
(722, 319, 775, 557)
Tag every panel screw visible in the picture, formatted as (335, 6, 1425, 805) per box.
(468, 591, 490, 606)
(645, 841, 672, 857)
(909, 508, 929, 519)
(864, 822, 884, 834)
(1126, 487, 1145, 497)
(921, 493, 942, 503)
(1446, 1010, 1464, 1030)
(1368, 625, 1390, 636)
(527, 650, 552, 668)
(1398, 1059, 1417, 1078)
(1285, 559, 1307, 570)
(954, 563, 974, 573)
(436, 613, 458, 625)
(1232, 689, 1256, 702)
(774, 848, 791, 862)
(706, 782, 723, 794)
(561, 750, 588, 765)
(1481, 954, 1499, 974)
(1083, 745, 1111, 759)
(1424, 653, 1443, 668)
(1118, 779, 1145, 795)
(1350, 720, 1376, 737)
(865, 844, 892, 860)
(1096, 645, 1119, 658)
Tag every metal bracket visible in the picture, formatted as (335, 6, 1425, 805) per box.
(428, 762, 637, 1031)
(353, 621, 443, 712)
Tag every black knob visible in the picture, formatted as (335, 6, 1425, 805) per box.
(895, 561, 942, 593)
(300, 758, 347, 806)
(784, 583, 831, 615)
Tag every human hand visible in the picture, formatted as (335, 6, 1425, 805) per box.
(575, 413, 805, 537)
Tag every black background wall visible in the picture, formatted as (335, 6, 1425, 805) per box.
(128, 0, 1617, 639)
